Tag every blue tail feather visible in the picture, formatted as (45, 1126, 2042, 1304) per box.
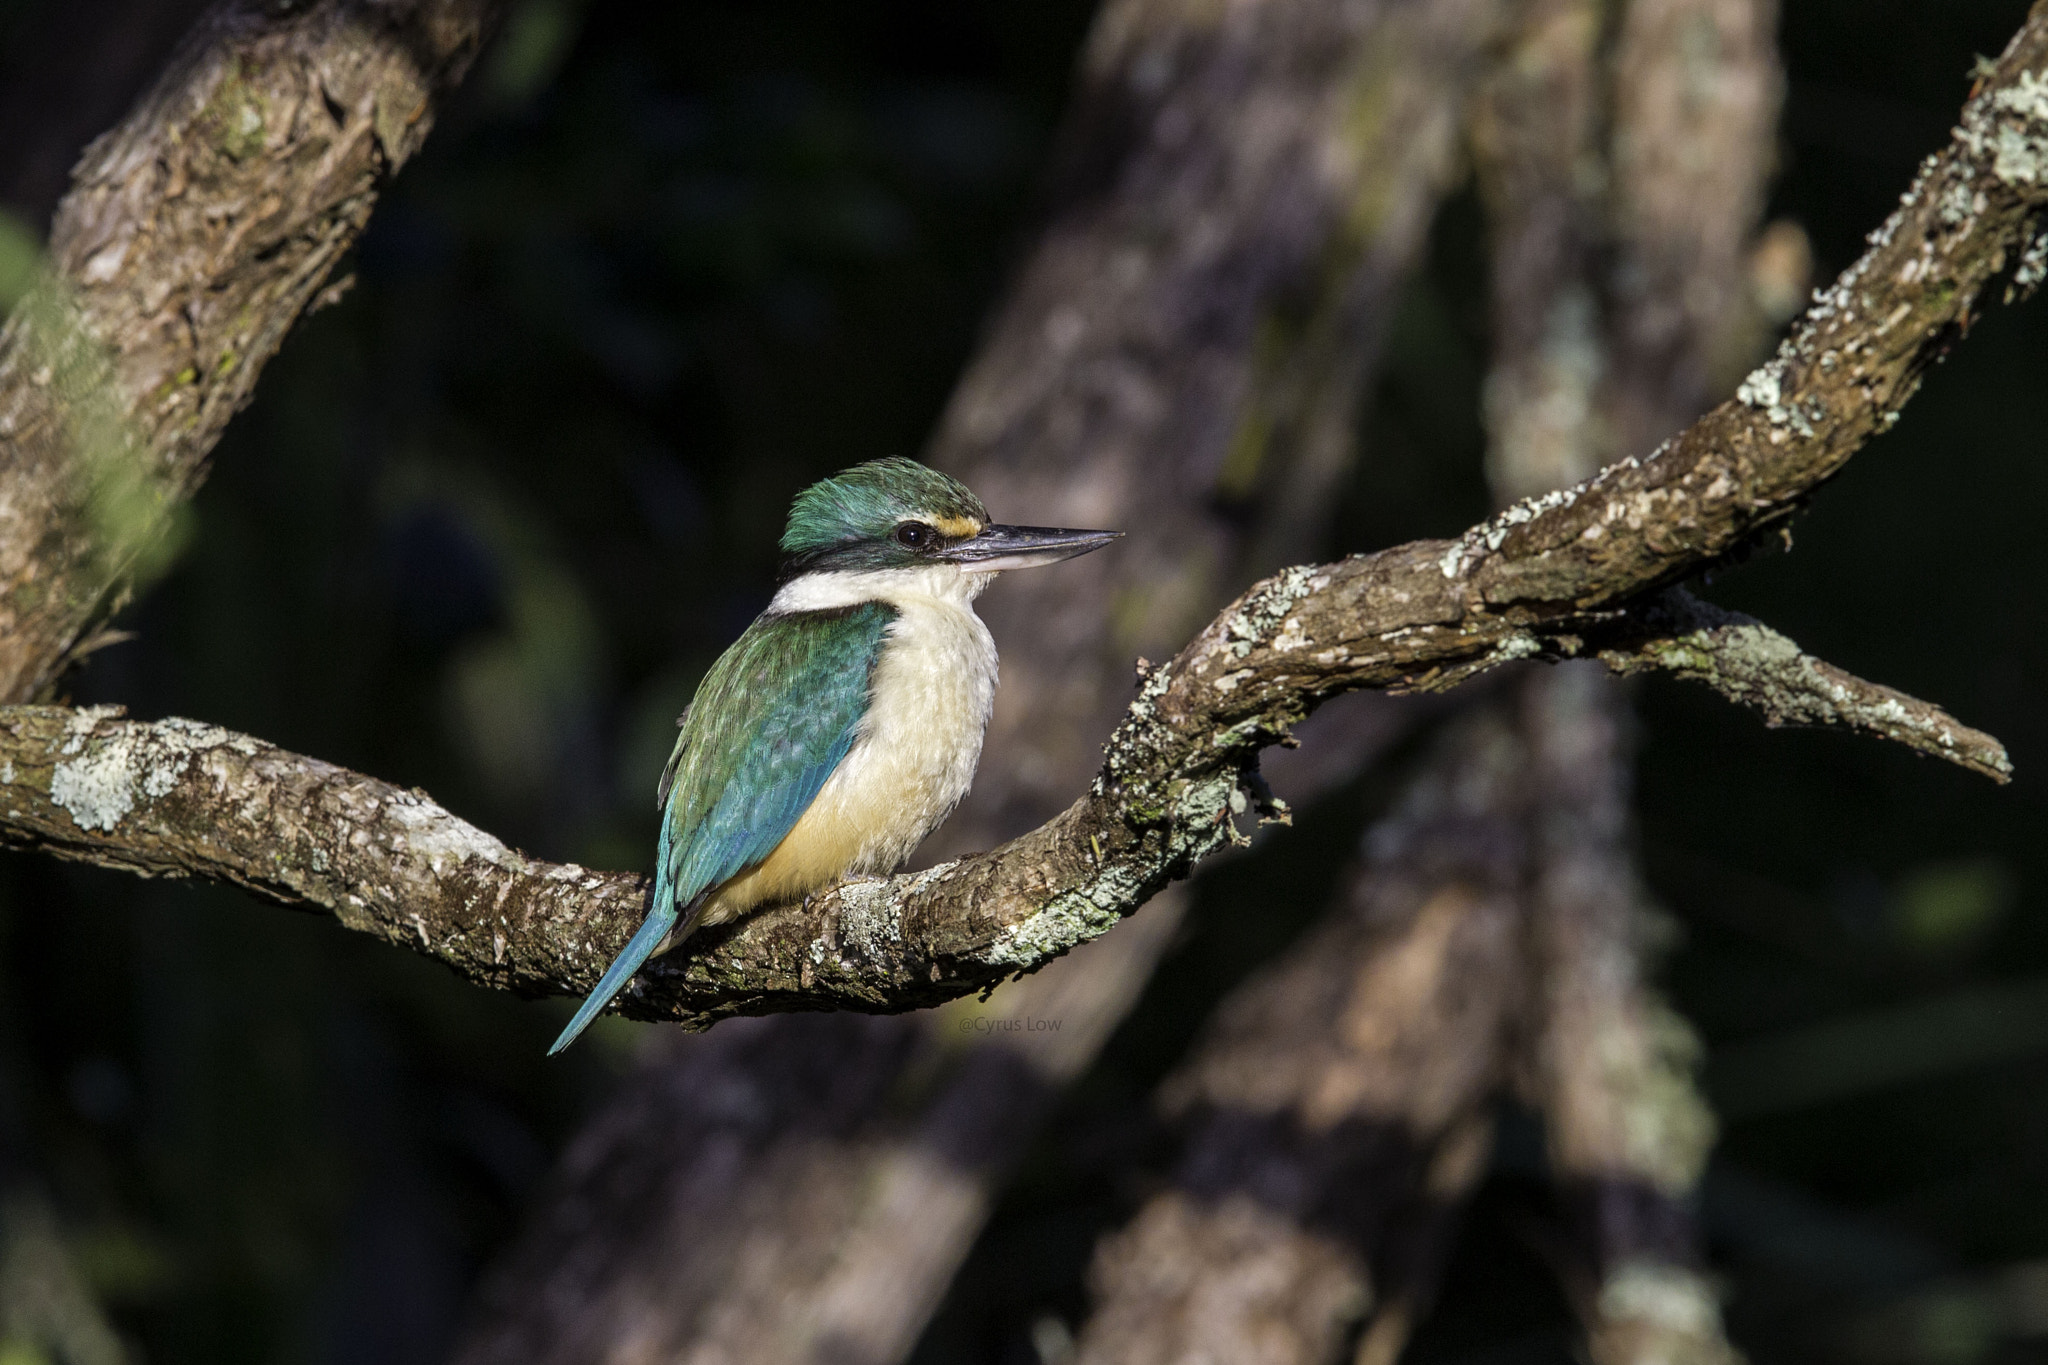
(547, 899, 682, 1055)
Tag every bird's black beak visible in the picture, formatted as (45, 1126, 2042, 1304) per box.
(937, 524, 1122, 572)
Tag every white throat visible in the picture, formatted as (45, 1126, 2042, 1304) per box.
(767, 563, 996, 615)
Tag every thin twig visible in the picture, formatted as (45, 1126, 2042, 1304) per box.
(1600, 590, 2011, 781)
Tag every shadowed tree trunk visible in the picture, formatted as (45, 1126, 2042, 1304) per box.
(1505, 4, 1779, 1362)
(1073, 708, 1530, 1365)
(0, 4, 500, 1358)
(0, 14, 198, 1335)
(1068, 1, 1781, 1360)
(925, 0, 1511, 843)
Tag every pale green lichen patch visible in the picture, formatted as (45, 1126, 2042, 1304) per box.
(381, 789, 522, 875)
(1938, 179, 1981, 227)
(1613, 1003, 1717, 1194)
(1439, 481, 1588, 578)
(1956, 68, 2048, 186)
(1996, 122, 2048, 185)
(1487, 632, 1543, 664)
(199, 61, 270, 162)
(57, 705, 124, 756)
(1121, 657, 1175, 723)
(1222, 564, 1318, 659)
(1734, 358, 1783, 409)
(837, 863, 953, 964)
(49, 715, 258, 833)
(1994, 69, 2048, 124)
(1733, 348, 1826, 438)
(51, 741, 140, 832)
(2015, 227, 2048, 295)
(984, 765, 1242, 970)
(981, 853, 1153, 969)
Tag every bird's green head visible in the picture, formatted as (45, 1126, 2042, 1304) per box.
(778, 458, 1118, 580)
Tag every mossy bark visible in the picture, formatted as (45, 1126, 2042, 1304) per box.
(0, 0, 496, 703)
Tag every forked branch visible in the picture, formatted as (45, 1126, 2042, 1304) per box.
(0, 1, 2043, 1028)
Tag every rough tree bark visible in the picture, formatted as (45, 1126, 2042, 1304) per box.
(0, 0, 499, 704)
(1063, 0, 1612, 1347)
(450, 0, 1499, 1358)
(1471, 0, 1607, 506)
(0, 0, 2031, 1075)
(926, 0, 1507, 845)
(0, 0, 2017, 1032)
(1601, 0, 1790, 463)
(1520, 664, 1727, 1365)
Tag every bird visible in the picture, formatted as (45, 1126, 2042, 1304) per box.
(548, 457, 1119, 1054)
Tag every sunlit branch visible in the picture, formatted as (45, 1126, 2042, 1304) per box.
(0, 1, 2042, 1026)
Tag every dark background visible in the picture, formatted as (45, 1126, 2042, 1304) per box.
(0, 1, 2040, 1362)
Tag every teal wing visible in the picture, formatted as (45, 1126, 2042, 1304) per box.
(548, 602, 895, 1054)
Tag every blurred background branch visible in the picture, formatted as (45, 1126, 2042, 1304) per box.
(0, 0, 500, 704)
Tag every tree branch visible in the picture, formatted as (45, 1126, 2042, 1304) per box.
(1599, 590, 2012, 781)
(0, 0, 498, 703)
(0, 0, 2041, 1026)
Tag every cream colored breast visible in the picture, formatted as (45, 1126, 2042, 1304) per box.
(829, 584, 997, 867)
(693, 565, 997, 928)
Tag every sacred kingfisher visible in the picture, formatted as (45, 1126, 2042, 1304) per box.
(549, 457, 1119, 1053)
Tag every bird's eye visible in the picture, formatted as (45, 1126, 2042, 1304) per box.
(894, 521, 935, 550)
